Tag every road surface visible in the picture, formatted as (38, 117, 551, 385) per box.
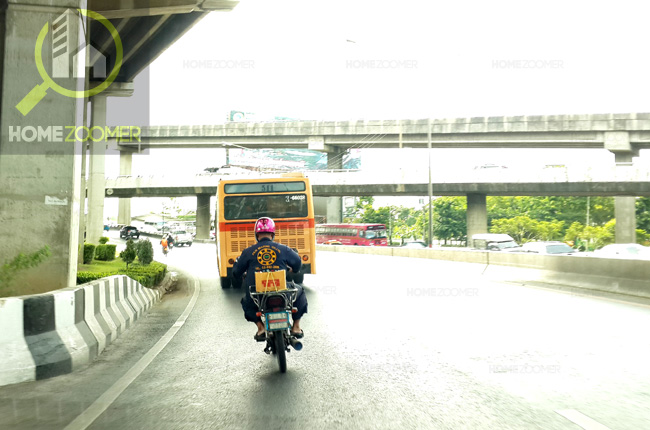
(1, 239, 649, 429)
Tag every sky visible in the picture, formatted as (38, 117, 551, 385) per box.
(105, 0, 650, 216)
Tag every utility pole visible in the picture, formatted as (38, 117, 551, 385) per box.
(427, 119, 433, 247)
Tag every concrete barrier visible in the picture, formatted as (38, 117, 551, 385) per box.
(317, 245, 650, 299)
(0, 274, 169, 387)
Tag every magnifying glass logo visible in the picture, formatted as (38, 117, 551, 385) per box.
(15, 9, 123, 116)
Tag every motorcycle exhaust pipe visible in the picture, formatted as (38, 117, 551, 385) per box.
(289, 337, 303, 351)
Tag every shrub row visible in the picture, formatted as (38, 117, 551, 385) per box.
(121, 261, 167, 287)
(83, 244, 95, 264)
(95, 244, 117, 261)
(77, 262, 167, 287)
(77, 271, 116, 284)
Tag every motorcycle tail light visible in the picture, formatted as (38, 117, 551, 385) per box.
(267, 296, 285, 308)
(256, 312, 262, 317)
(291, 307, 298, 313)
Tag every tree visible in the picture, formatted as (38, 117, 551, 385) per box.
(491, 216, 540, 243)
(487, 196, 614, 228)
(536, 220, 565, 241)
(120, 239, 137, 268)
(346, 196, 375, 222)
(564, 222, 585, 244)
(136, 239, 154, 265)
(582, 220, 615, 251)
(392, 207, 420, 244)
(432, 197, 466, 245)
(636, 197, 650, 232)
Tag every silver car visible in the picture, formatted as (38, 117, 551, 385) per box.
(519, 241, 576, 255)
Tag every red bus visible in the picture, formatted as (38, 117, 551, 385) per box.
(315, 223, 388, 246)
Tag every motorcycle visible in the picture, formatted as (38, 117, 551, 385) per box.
(249, 281, 302, 373)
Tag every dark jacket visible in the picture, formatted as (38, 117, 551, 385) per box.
(232, 237, 301, 289)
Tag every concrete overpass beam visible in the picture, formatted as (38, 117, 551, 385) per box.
(614, 152, 636, 243)
(86, 96, 107, 244)
(196, 193, 211, 240)
(604, 131, 637, 156)
(0, 5, 84, 293)
(118, 151, 133, 225)
(466, 193, 488, 245)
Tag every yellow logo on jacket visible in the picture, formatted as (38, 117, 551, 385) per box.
(257, 248, 277, 266)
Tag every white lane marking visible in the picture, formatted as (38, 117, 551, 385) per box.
(556, 409, 612, 430)
(64, 275, 200, 430)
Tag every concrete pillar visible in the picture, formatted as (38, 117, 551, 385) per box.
(466, 193, 488, 245)
(195, 193, 211, 240)
(326, 148, 343, 223)
(0, 4, 83, 293)
(117, 151, 132, 225)
(86, 96, 107, 244)
(614, 153, 636, 243)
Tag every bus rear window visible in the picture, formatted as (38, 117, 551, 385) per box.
(224, 181, 306, 194)
(224, 194, 308, 220)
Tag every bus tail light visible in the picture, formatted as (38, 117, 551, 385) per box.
(302, 255, 308, 261)
(228, 258, 235, 265)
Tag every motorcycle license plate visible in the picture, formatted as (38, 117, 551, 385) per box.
(265, 312, 290, 331)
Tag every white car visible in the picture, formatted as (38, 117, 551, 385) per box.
(594, 243, 650, 260)
(172, 230, 193, 247)
(518, 241, 576, 255)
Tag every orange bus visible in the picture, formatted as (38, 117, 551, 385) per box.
(215, 174, 316, 288)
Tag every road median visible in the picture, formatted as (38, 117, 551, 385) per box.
(0, 273, 174, 387)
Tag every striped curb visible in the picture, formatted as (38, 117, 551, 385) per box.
(0, 274, 169, 387)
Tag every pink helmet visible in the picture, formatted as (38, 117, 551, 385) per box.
(254, 217, 275, 239)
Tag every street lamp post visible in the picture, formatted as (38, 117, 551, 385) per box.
(427, 119, 433, 247)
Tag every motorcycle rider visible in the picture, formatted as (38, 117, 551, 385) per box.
(160, 236, 169, 255)
(232, 217, 308, 341)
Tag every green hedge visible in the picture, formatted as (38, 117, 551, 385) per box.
(77, 261, 167, 287)
(83, 244, 95, 264)
(121, 261, 167, 287)
(99, 237, 109, 244)
(95, 244, 117, 261)
(77, 271, 115, 284)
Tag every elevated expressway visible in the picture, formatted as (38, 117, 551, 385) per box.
(120, 113, 650, 152)
(105, 165, 650, 241)
(112, 114, 650, 242)
(105, 166, 650, 198)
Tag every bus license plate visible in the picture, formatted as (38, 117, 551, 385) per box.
(266, 312, 290, 331)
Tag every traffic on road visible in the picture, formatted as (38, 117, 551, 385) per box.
(1, 243, 649, 429)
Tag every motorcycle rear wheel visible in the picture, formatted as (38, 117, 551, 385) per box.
(273, 332, 287, 373)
